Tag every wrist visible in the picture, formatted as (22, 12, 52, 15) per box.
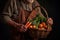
(7, 20, 19, 27)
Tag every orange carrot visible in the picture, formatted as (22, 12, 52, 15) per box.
(27, 22, 32, 28)
(25, 21, 30, 26)
(25, 22, 32, 28)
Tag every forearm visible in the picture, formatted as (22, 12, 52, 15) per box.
(3, 16, 21, 27)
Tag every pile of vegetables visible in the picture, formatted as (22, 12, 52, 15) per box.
(25, 14, 48, 30)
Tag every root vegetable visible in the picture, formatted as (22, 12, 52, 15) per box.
(25, 22, 32, 28)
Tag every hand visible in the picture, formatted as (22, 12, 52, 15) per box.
(47, 18, 53, 26)
(16, 24, 27, 32)
(47, 26, 52, 31)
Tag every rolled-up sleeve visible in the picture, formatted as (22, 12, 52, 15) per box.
(2, 0, 13, 17)
(0, 0, 13, 24)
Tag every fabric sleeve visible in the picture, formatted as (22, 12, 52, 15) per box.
(2, 0, 13, 17)
(0, 0, 21, 27)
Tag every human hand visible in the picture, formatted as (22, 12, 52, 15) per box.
(47, 18, 53, 26)
(16, 24, 27, 32)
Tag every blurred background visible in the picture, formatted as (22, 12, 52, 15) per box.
(0, 0, 59, 40)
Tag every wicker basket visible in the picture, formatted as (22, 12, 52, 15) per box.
(27, 6, 52, 39)
(27, 26, 52, 39)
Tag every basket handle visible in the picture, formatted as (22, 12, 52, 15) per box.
(41, 6, 52, 30)
(33, 6, 49, 19)
(40, 6, 49, 19)
(27, 6, 49, 21)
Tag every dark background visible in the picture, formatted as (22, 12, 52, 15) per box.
(0, 0, 60, 40)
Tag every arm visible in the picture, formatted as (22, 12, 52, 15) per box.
(1, 0, 22, 28)
(1, 0, 27, 32)
(3, 16, 20, 27)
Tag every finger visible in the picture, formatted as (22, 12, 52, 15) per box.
(48, 20, 53, 25)
(48, 18, 53, 22)
(23, 28, 27, 32)
(20, 27, 26, 32)
(48, 19, 52, 21)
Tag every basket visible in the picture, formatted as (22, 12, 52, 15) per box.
(27, 26, 52, 39)
(27, 6, 52, 39)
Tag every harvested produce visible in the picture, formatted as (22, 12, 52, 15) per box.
(25, 14, 47, 29)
